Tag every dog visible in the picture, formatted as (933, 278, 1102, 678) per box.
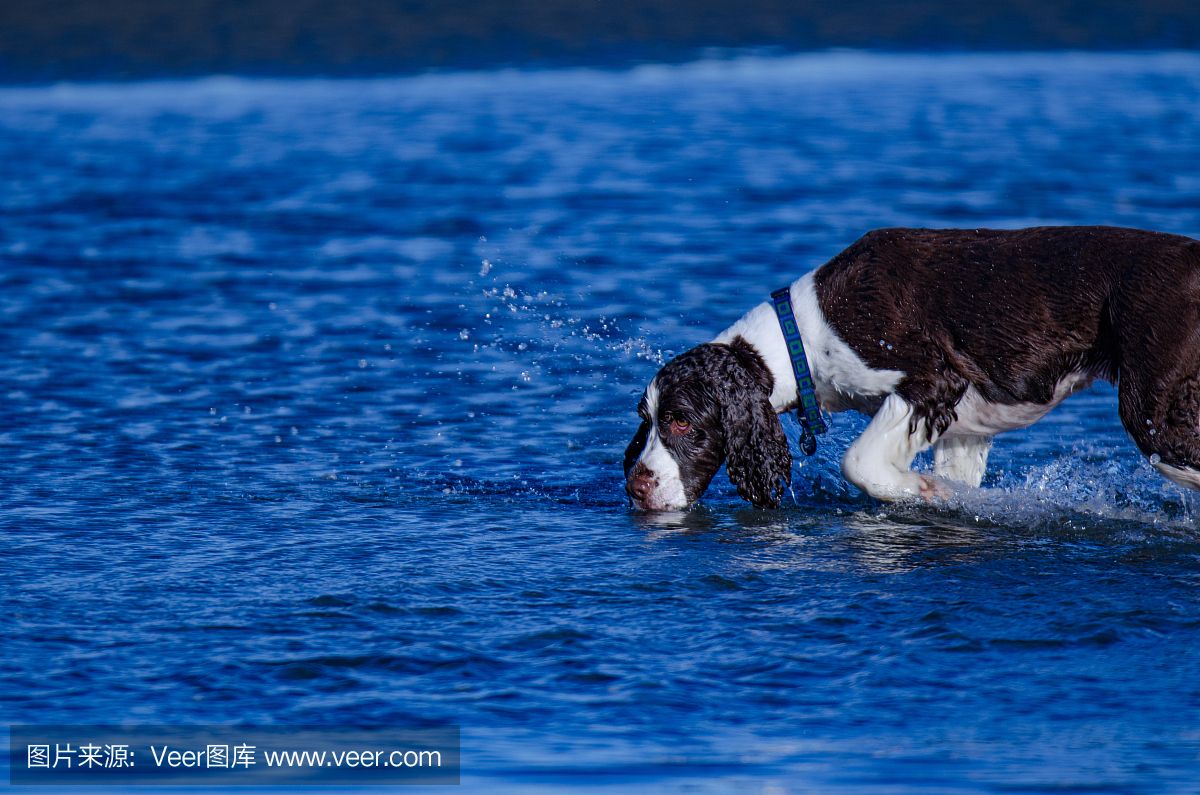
(624, 226, 1200, 510)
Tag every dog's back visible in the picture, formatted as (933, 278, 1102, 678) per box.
(811, 226, 1195, 441)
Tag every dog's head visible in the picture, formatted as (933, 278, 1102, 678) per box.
(623, 337, 791, 510)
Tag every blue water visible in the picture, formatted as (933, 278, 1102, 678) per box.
(4, 52, 1200, 793)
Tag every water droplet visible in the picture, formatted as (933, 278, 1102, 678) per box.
(886, 343, 894, 350)
(1150, 453, 1162, 464)
(1149, 429, 1157, 436)
(290, 426, 298, 435)
(274, 435, 282, 443)
(479, 259, 492, 276)
(459, 329, 470, 340)
(358, 359, 367, 368)
(878, 339, 886, 346)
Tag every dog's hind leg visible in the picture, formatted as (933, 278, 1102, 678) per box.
(1113, 258, 1200, 491)
(1120, 368, 1200, 491)
(934, 435, 992, 487)
(842, 393, 944, 501)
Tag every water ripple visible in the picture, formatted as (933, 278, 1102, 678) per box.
(4, 52, 1200, 792)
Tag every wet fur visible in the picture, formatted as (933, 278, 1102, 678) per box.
(625, 339, 791, 508)
(626, 225, 1200, 508)
(814, 226, 1200, 468)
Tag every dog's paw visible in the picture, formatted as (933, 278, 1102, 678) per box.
(918, 474, 952, 502)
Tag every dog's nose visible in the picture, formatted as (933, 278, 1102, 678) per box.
(627, 465, 654, 503)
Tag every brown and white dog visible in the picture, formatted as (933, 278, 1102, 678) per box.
(624, 226, 1200, 510)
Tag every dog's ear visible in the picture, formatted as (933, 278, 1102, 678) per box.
(720, 341, 791, 508)
(723, 392, 791, 508)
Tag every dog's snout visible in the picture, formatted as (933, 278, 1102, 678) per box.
(626, 464, 654, 503)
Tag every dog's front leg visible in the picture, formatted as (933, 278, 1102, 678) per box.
(842, 393, 944, 501)
(933, 435, 992, 487)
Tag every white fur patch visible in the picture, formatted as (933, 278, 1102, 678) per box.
(946, 372, 1093, 437)
(1154, 461, 1200, 490)
(933, 435, 992, 487)
(632, 379, 689, 510)
(713, 272, 904, 413)
(841, 393, 935, 500)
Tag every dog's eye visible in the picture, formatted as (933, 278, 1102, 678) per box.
(669, 417, 691, 435)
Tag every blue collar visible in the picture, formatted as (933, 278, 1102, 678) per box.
(770, 287, 828, 456)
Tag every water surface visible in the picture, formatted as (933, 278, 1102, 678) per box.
(4, 52, 1200, 792)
